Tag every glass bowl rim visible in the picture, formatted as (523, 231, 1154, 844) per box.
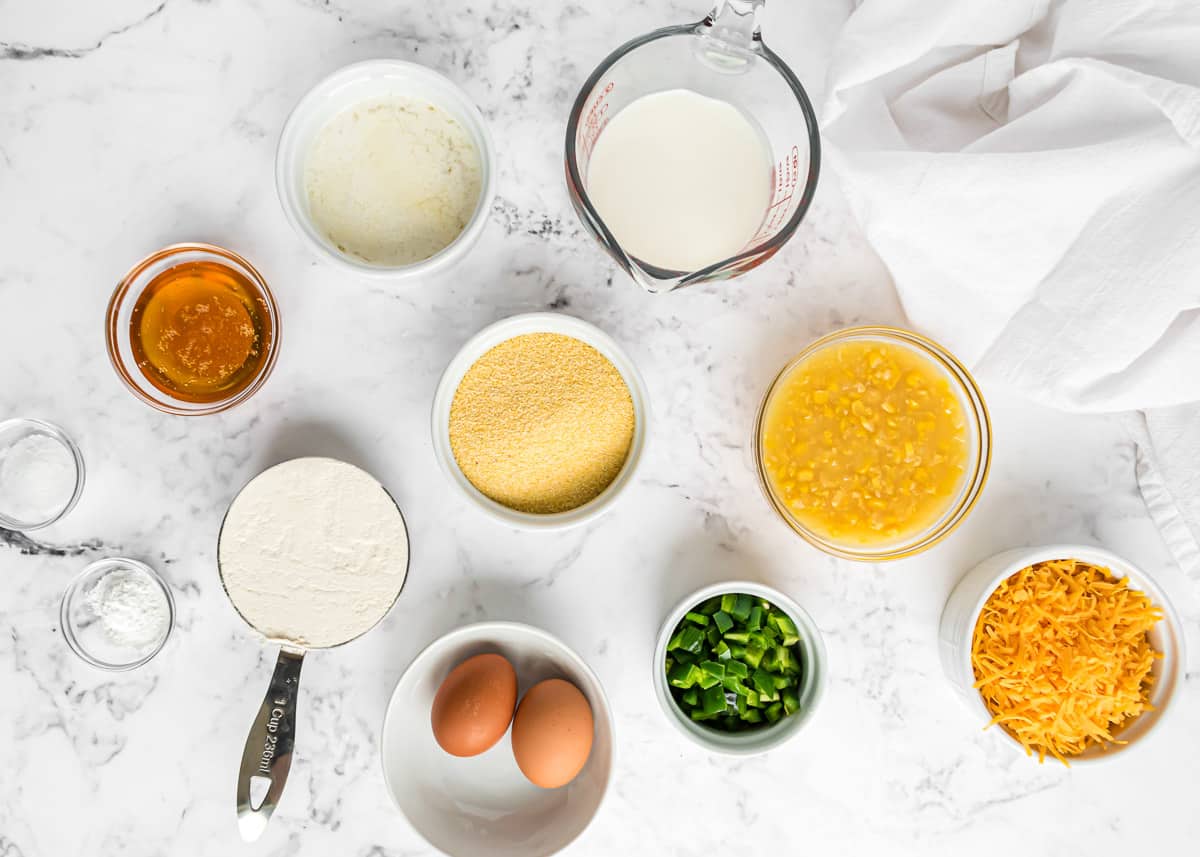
(104, 242, 281, 416)
(754, 325, 992, 561)
(0, 417, 86, 531)
(59, 556, 176, 671)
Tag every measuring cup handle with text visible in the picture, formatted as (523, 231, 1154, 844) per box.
(236, 646, 305, 841)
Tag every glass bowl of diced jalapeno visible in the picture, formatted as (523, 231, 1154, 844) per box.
(653, 581, 826, 754)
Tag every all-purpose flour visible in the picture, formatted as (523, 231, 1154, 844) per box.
(218, 458, 409, 648)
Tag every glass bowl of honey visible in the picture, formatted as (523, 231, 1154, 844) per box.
(106, 244, 280, 415)
(755, 326, 991, 561)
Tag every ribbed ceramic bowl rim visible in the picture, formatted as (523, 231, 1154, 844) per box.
(274, 59, 496, 279)
(948, 544, 1185, 765)
(60, 557, 176, 671)
(652, 580, 827, 755)
(754, 325, 992, 561)
(0, 417, 86, 531)
(430, 312, 649, 530)
(379, 620, 615, 856)
(104, 243, 281, 416)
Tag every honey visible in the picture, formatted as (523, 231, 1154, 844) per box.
(129, 260, 272, 403)
(760, 338, 969, 547)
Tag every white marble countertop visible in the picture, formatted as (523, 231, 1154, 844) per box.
(2, 2, 1197, 856)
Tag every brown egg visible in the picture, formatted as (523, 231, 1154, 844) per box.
(431, 653, 518, 757)
(511, 678, 594, 789)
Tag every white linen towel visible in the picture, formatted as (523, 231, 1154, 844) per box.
(822, 0, 1200, 571)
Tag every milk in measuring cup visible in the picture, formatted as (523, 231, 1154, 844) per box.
(585, 89, 772, 273)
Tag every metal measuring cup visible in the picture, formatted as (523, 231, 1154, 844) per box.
(217, 457, 410, 841)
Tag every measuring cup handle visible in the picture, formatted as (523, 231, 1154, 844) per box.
(704, 0, 765, 46)
(236, 646, 305, 841)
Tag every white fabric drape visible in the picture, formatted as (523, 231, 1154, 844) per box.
(822, 0, 1200, 570)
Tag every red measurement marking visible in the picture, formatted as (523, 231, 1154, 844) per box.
(746, 145, 802, 246)
(579, 81, 615, 164)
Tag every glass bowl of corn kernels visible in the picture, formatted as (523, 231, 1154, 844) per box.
(755, 326, 991, 561)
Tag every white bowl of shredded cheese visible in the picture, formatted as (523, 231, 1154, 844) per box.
(276, 59, 495, 279)
(939, 544, 1185, 764)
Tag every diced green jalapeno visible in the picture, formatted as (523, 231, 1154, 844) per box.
(729, 594, 753, 622)
(769, 612, 801, 646)
(668, 662, 700, 689)
(782, 689, 800, 715)
(724, 676, 751, 696)
(665, 592, 807, 732)
(677, 625, 705, 653)
(673, 649, 697, 666)
(751, 668, 776, 697)
(700, 684, 727, 716)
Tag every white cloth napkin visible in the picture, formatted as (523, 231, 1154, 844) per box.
(821, 0, 1200, 571)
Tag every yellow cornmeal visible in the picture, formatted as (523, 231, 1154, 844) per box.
(449, 333, 635, 514)
(761, 339, 969, 546)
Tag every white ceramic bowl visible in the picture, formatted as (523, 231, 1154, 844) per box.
(381, 621, 614, 857)
(431, 312, 649, 530)
(275, 59, 496, 279)
(939, 544, 1185, 763)
(653, 581, 827, 755)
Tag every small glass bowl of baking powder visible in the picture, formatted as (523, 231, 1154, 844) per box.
(0, 418, 85, 531)
(61, 558, 175, 670)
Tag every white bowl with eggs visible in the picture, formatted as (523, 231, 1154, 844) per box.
(939, 544, 1185, 764)
(381, 621, 614, 857)
(276, 59, 495, 279)
(430, 312, 650, 531)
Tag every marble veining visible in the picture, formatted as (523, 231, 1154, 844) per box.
(1, 1, 1197, 856)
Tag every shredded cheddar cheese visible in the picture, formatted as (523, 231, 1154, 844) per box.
(970, 558, 1162, 764)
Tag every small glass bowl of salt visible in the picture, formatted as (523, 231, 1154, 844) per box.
(0, 418, 85, 531)
(61, 558, 175, 670)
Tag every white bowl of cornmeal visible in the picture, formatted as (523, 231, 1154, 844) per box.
(276, 59, 495, 279)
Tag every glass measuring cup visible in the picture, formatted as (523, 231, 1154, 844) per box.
(565, 0, 821, 293)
